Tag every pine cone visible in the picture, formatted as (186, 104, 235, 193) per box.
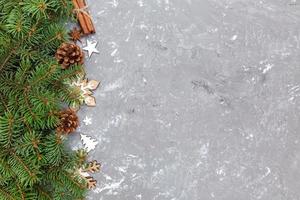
(57, 109, 79, 134)
(55, 42, 84, 69)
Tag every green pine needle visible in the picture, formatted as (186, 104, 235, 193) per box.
(0, 0, 89, 199)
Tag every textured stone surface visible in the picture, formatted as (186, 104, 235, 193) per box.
(69, 0, 300, 199)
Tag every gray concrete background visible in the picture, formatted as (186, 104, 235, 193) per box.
(69, 0, 300, 199)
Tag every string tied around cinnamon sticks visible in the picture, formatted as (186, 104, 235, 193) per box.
(72, 0, 95, 35)
(73, 6, 91, 20)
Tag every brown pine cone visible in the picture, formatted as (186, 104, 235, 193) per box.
(57, 109, 79, 134)
(55, 42, 84, 69)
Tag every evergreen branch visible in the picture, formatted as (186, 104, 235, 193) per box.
(0, 18, 40, 72)
(44, 31, 65, 44)
(0, 0, 91, 198)
(57, 68, 84, 82)
(0, 43, 19, 73)
(30, 63, 58, 87)
(22, 118, 33, 133)
(62, 171, 86, 190)
(16, 182, 26, 200)
(36, 186, 52, 200)
(11, 153, 35, 178)
(0, 112, 18, 148)
(23, 88, 38, 123)
(60, 0, 67, 8)
(0, 92, 8, 111)
(0, 187, 15, 200)
(0, 157, 14, 181)
(6, 115, 14, 147)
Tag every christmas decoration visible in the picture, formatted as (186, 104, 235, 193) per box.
(83, 116, 92, 125)
(69, 75, 100, 108)
(69, 27, 83, 42)
(72, 0, 96, 35)
(57, 109, 79, 134)
(81, 134, 99, 152)
(78, 160, 101, 189)
(84, 160, 101, 173)
(86, 176, 98, 189)
(83, 39, 100, 57)
(0, 1, 98, 198)
(56, 42, 84, 69)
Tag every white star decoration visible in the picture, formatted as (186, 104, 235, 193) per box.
(83, 116, 92, 125)
(80, 134, 98, 152)
(83, 40, 99, 57)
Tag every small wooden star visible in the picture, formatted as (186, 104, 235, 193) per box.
(69, 27, 82, 42)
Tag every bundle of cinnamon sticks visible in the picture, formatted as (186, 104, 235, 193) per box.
(72, 0, 95, 35)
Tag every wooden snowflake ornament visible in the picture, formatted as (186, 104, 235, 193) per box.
(85, 94, 96, 106)
(70, 76, 100, 109)
(84, 160, 101, 173)
(86, 176, 97, 189)
(78, 160, 101, 190)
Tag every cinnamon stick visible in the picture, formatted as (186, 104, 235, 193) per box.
(72, 0, 88, 34)
(72, 0, 95, 35)
(77, 0, 95, 34)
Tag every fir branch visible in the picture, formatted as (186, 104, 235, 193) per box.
(0, 43, 19, 73)
(0, 92, 8, 112)
(29, 63, 59, 87)
(35, 186, 52, 200)
(16, 182, 26, 200)
(11, 153, 36, 179)
(23, 88, 39, 126)
(62, 171, 86, 190)
(0, 0, 91, 198)
(57, 67, 84, 82)
(0, 112, 21, 148)
(0, 187, 15, 200)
